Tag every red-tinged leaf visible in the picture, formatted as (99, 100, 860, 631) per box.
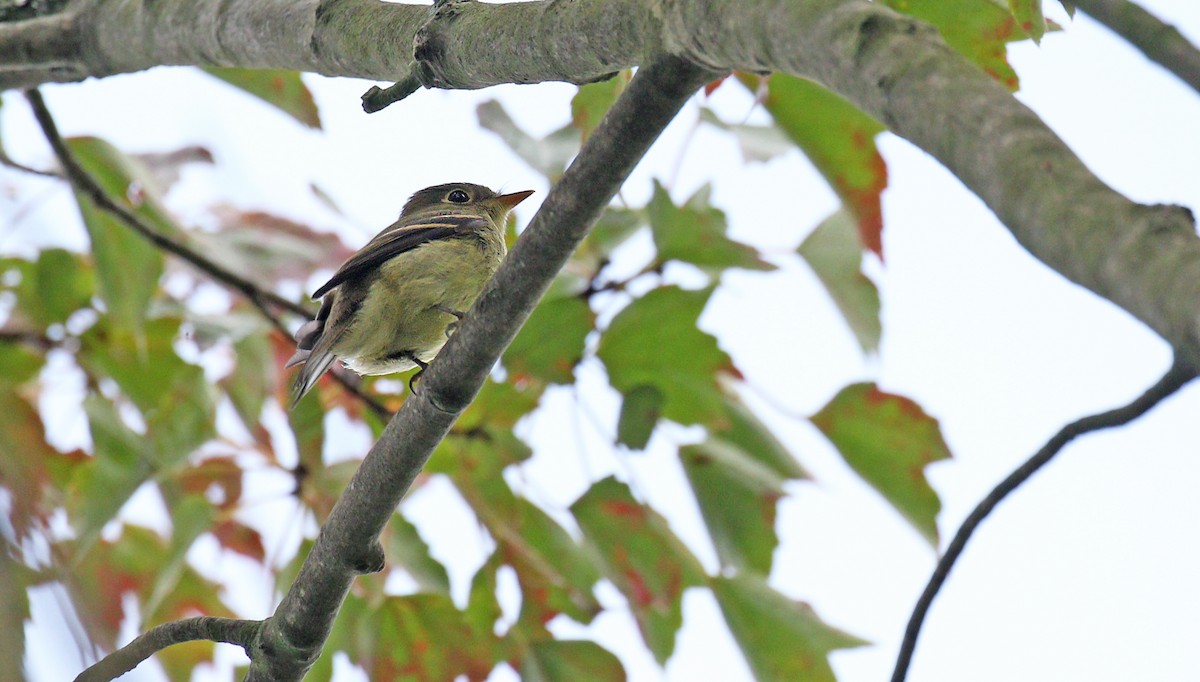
(681, 439, 786, 574)
(433, 432, 601, 624)
(811, 383, 951, 545)
(739, 73, 888, 257)
(151, 568, 236, 682)
(202, 67, 321, 129)
(382, 512, 451, 595)
(177, 456, 244, 509)
(132, 145, 214, 194)
(712, 574, 867, 682)
(194, 207, 355, 288)
(1009, 0, 1046, 42)
(648, 182, 775, 273)
(597, 285, 738, 426)
(880, 0, 1025, 89)
(65, 525, 166, 649)
(798, 210, 883, 353)
(68, 136, 172, 335)
(521, 640, 626, 682)
(571, 70, 631, 142)
(704, 75, 730, 96)
(616, 384, 663, 450)
(211, 519, 266, 562)
(570, 477, 705, 664)
(504, 295, 594, 384)
(341, 593, 503, 682)
(0, 390, 56, 533)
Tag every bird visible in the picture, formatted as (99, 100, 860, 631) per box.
(285, 182, 533, 407)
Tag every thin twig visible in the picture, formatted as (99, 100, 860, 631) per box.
(23, 88, 312, 320)
(0, 148, 59, 177)
(891, 359, 1197, 682)
(74, 617, 261, 682)
(24, 88, 393, 418)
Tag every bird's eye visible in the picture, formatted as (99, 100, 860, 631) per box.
(447, 190, 470, 203)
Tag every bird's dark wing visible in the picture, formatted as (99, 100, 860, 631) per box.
(311, 214, 489, 299)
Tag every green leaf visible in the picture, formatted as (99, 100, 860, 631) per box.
(0, 342, 42, 388)
(0, 551, 37, 682)
(880, 0, 1025, 90)
(144, 495, 214, 620)
(222, 332, 273, 433)
(698, 107, 794, 164)
(616, 384, 663, 450)
(740, 73, 887, 257)
(477, 100, 580, 181)
(714, 393, 808, 480)
(79, 317, 216, 464)
(521, 640, 626, 682)
(1009, 0, 1046, 42)
(681, 439, 786, 574)
(68, 137, 172, 335)
(457, 378, 544, 432)
(383, 512, 451, 595)
(597, 285, 736, 425)
(69, 397, 154, 555)
(647, 182, 774, 273)
(712, 573, 867, 682)
(798, 210, 883, 353)
(811, 383, 951, 545)
(570, 477, 705, 664)
(571, 70, 631, 142)
(504, 295, 594, 384)
(574, 206, 644, 271)
(202, 67, 321, 128)
(28, 248, 93, 326)
(435, 432, 601, 624)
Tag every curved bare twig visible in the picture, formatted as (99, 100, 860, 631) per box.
(74, 616, 261, 682)
(891, 359, 1197, 682)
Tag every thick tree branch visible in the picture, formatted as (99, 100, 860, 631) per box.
(1073, 0, 1200, 95)
(74, 617, 261, 682)
(4, 0, 1199, 372)
(891, 359, 1197, 682)
(241, 55, 715, 681)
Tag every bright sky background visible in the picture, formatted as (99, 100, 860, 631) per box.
(4, 2, 1199, 681)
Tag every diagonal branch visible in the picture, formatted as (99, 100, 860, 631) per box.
(25, 88, 312, 320)
(242, 55, 716, 681)
(25, 87, 394, 419)
(891, 359, 1197, 682)
(74, 617, 262, 682)
(1072, 0, 1200, 95)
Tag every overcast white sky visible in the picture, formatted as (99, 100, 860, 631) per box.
(4, 2, 1200, 681)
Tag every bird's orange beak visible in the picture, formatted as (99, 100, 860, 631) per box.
(491, 189, 534, 209)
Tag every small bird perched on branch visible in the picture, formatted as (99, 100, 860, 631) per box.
(286, 182, 533, 407)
